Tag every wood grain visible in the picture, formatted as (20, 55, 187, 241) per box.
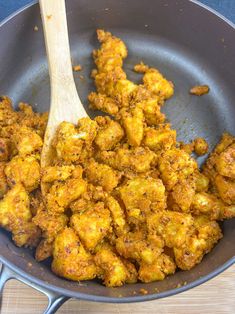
(39, 0, 87, 169)
(1, 264, 234, 314)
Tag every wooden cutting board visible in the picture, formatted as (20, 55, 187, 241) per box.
(1, 264, 234, 313)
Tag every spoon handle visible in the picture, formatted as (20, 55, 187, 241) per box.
(39, 0, 74, 85)
(39, 0, 87, 168)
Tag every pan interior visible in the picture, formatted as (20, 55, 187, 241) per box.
(0, 0, 234, 301)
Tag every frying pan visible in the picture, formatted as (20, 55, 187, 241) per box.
(0, 0, 235, 313)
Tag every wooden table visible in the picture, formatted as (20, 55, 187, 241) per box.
(1, 264, 234, 314)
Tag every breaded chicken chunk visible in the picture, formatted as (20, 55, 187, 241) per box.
(174, 216, 222, 270)
(138, 253, 176, 283)
(4, 155, 40, 192)
(158, 148, 197, 190)
(70, 202, 112, 250)
(119, 177, 166, 223)
(0, 184, 40, 247)
(46, 178, 87, 213)
(147, 210, 194, 248)
(94, 243, 136, 287)
(52, 228, 97, 281)
(85, 160, 120, 192)
(94, 117, 124, 150)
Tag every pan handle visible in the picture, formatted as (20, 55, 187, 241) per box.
(0, 264, 69, 314)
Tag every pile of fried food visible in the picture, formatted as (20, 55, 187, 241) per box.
(0, 30, 234, 287)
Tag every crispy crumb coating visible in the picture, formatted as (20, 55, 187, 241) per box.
(0, 184, 40, 247)
(70, 202, 112, 251)
(52, 228, 97, 281)
(0, 30, 234, 288)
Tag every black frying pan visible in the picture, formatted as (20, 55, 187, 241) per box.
(0, 0, 235, 313)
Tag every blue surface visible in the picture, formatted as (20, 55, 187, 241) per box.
(0, 0, 235, 23)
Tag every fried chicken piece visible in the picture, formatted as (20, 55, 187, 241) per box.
(139, 98, 166, 126)
(0, 96, 18, 127)
(174, 215, 222, 270)
(94, 243, 135, 287)
(203, 133, 234, 182)
(41, 165, 75, 183)
(52, 227, 97, 281)
(143, 125, 176, 152)
(88, 92, 119, 115)
(33, 204, 68, 241)
(195, 171, 209, 192)
(147, 210, 194, 248)
(77, 117, 98, 146)
(119, 177, 166, 224)
(94, 117, 124, 150)
(116, 231, 164, 264)
(52, 122, 84, 163)
(12, 126, 43, 156)
(143, 67, 174, 100)
(46, 178, 87, 213)
(138, 253, 176, 283)
(134, 62, 149, 73)
(70, 202, 112, 251)
(0, 184, 40, 247)
(4, 155, 40, 192)
(17, 102, 48, 137)
(97, 146, 155, 173)
(120, 107, 144, 146)
(0, 162, 8, 198)
(168, 177, 196, 213)
(216, 143, 235, 179)
(85, 160, 120, 192)
(194, 137, 209, 156)
(214, 175, 235, 205)
(105, 196, 129, 236)
(158, 148, 197, 190)
(191, 191, 235, 220)
(0, 138, 10, 161)
(93, 29, 127, 73)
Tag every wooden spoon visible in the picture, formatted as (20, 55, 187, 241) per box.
(39, 0, 88, 169)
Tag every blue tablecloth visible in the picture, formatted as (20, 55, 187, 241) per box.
(0, 0, 235, 23)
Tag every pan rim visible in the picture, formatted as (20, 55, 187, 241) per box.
(0, 0, 235, 303)
(1, 255, 234, 303)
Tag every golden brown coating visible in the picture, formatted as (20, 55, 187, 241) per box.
(0, 30, 234, 288)
(147, 210, 194, 248)
(97, 146, 155, 174)
(143, 125, 176, 152)
(138, 254, 176, 283)
(0, 138, 10, 161)
(70, 202, 112, 251)
(94, 243, 135, 287)
(143, 67, 174, 100)
(85, 160, 120, 192)
(120, 107, 144, 146)
(174, 216, 222, 270)
(105, 196, 129, 236)
(0, 184, 40, 247)
(4, 155, 40, 192)
(158, 148, 197, 190)
(46, 178, 87, 213)
(41, 165, 75, 183)
(194, 137, 209, 156)
(119, 177, 166, 224)
(94, 117, 124, 150)
(12, 126, 43, 156)
(0, 162, 8, 198)
(116, 231, 164, 264)
(52, 227, 97, 281)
